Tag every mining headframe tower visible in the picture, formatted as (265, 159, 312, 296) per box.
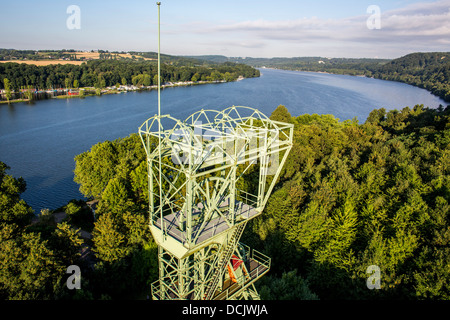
(138, 2, 293, 300)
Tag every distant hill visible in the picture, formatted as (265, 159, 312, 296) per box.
(184, 55, 230, 64)
(0, 49, 153, 65)
(380, 52, 450, 72)
(373, 52, 450, 102)
(0, 49, 209, 67)
(186, 55, 390, 73)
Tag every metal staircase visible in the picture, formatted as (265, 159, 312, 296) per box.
(203, 222, 247, 300)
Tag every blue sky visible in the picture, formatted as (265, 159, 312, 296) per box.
(0, 0, 449, 58)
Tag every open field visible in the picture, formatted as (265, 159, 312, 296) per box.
(0, 60, 85, 66)
(64, 51, 155, 61)
(0, 51, 154, 66)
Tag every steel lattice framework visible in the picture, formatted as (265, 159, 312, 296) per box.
(139, 106, 293, 300)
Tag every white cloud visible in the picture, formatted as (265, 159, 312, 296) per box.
(182, 0, 450, 57)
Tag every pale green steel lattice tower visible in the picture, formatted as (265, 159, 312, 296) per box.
(138, 3, 293, 300)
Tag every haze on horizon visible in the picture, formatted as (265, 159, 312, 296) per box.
(0, 0, 449, 59)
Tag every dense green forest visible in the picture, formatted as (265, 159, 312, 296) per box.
(0, 137, 156, 299)
(198, 52, 450, 102)
(0, 56, 259, 93)
(373, 53, 450, 103)
(249, 104, 450, 299)
(1, 102, 449, 300)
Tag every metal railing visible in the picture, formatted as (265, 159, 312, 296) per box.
(150, 245, 270, 300)
(236, 188, 258, 208)
(251, 248, 271, 269)
(150, 280, 163, 300)
(213, 246, 270, 300)
(151, 279, 187, 300)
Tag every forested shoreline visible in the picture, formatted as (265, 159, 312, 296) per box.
(1, 103, 449, 300)
(0, 58, 260, 103)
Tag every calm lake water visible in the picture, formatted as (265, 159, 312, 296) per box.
(0, 68, 447, 213)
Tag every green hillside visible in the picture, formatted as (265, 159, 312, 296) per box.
(373, 52, 450, 102)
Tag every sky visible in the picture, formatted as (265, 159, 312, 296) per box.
(0, 0, 449, 58)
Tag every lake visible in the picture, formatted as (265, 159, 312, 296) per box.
(0, 68, 447, 213)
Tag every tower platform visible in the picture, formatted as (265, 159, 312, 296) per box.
(154, 199, 260, 247)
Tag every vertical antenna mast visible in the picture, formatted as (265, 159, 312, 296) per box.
(156, 2, 163, 234)
(157, 2, 161, 118)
